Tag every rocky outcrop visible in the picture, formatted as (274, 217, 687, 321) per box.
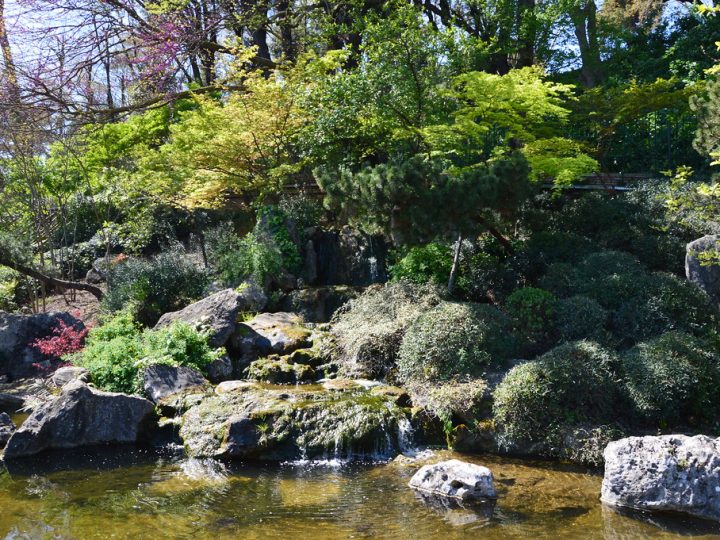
(279, 286, 361, 322)
(229, 312, 312, 370)
(179, 384, 411, 461)
(142, 364, 209, 404)
(0, 311, 85, 379)
(686, 235, 720, 305)
(0, 412, 15, 448)
(154, 288, 248, 348)
(602, 435, 720, 523)
(304, 227, 388, 286)
(3, 381, 156, 458)
(409, 460, 497, 501)
(49, 366, 90, 388)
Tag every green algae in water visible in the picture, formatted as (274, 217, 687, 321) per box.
(1, 449, 719, 539)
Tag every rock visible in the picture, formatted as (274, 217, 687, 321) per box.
(0, 311, 85, 379)
(686, 235, 720, 304)
(409, 459, 497, 501)
(143, 364, 209, 403)
(215, 380, 258, 394)
(49, 366, 90, 388)
(180, 384, 410, 460)
(601, 435, 720, 522)
(154, 289, 245, 348)
(236, 278, 268, 312)
(3, 381, 156, 458)
(370, 386, 411, 407)
(246, 356, 316, 384)
(206, 355, 233, 384)
(85, 257, 110, 284)
(279, 286, 361, 323)
(0, 412, 15, 448)
(286, 348, 324, 368)
(229, 312, 313, 369)
(0, 393, 24, 412)
(321, 379, 361, 392)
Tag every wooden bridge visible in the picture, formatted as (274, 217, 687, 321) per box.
(541, 173, 654, 192)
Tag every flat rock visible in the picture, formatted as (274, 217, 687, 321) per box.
(0, 412, 15, 448)
(50, 366, 90, 388)
(602, 435, 720, 522)
(3, 381, 155, 458)
(154, 289, 245, 348)
(143, 364, 209, 403)
(409, 459, 497, 501)
(215, 380, 258, 394)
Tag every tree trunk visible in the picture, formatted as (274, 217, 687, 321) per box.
(571, 0, 604, 88)
(0, 252, 104, 300)
(448, 232, 463, 295)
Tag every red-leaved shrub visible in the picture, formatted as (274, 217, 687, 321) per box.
(32, 315, 90, 360)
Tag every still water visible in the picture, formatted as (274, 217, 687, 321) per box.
(1, 446, 719, 539)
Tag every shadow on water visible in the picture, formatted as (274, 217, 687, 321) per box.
(602, 504, 720, 536)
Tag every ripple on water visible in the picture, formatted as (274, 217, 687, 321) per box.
(1, 449, 720, 539)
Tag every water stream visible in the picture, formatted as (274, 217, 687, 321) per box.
(1, 447, 719, 539)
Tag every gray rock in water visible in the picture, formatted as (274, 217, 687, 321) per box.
(206, 355, 233, 384)
(143, 364, 209, 403)
(50, 366, 90, 388)
(0, 412, 16, 448)
(154, 289, 245, 348)
(3, 381, 155, 458)
(686, 235, 720, 305)
(0, 311, 85, 379)
(409, 459, 497, 501)
(602, 435, 720, 522)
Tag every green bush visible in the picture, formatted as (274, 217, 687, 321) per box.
(457, 247, 519, 303)
(611, 272, 718, 347)
(492, 341, 623, 451)
(103, 251, 209, 326)
(330, 281, 444, 378)
(514, 231, 597, 281)
(556, 295, 608, 342)
(574, 250, 644, 282)
(623, 332, 720, 428)
(390, 243, 452, 285)
(70, 312, 221, 394)
(206, 223, 284, 287)
(397, 301, 518, 384)
(505, 287, 557, 341)
(538, 262, 577, 297)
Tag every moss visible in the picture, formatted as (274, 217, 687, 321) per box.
(246, 356, 317, 384)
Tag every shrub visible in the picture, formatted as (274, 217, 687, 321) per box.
(32, 316, 90, 359)
(514, 231, 597, 281)
(458, 247, 519, 303)
(330, 281, 444, 378)
(537, 262, 576, 297)
(574, 250, 644, 283)
(397, 301, 518, 384)
(103, 250, 209, 326)
(390, 243, 452, 285)
(556, 296, 608, 342)
(206, 223, 284, 287)
(505, 287, 557, 341)
(611, 272, 718, 347)
(492, 341, 623, 452)
(70, 312, 221, 394)
(622, 332, 720, 428)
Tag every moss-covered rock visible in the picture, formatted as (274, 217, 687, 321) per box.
(179, 385, 412, 460)
(246, 356, 316, 384)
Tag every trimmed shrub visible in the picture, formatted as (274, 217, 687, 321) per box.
(505, 287, 557, 342)
(70, 312, 221, 394)
(574, 250, 644, 282)
(397, 301, 518, 384)
(537, 262, 576, 297)
(492, 341, 622, 452)
(623, 332, 720, 428)
(330, 281, 444, 378)
(556, 295, 608, 342)
(390, 243, 452, 285)
(611, 272, 718, 347)
(103, 251, 209, 326)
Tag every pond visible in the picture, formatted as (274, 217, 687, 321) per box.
(1, 448, 719, 539)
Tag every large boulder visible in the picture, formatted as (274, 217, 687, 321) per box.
(179, 384, 410, 461)
(142, 364, 209, 404)
(154, 288, 246, 348)
(409, 460, 497, 501)
(3, 381, 156, 458)
(0, 412, 15, 448)
(602, 435, 720, 522)
(229, 312, 312, 370)
(686, 235, 720, 305)
(0, 311, 85, 379)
